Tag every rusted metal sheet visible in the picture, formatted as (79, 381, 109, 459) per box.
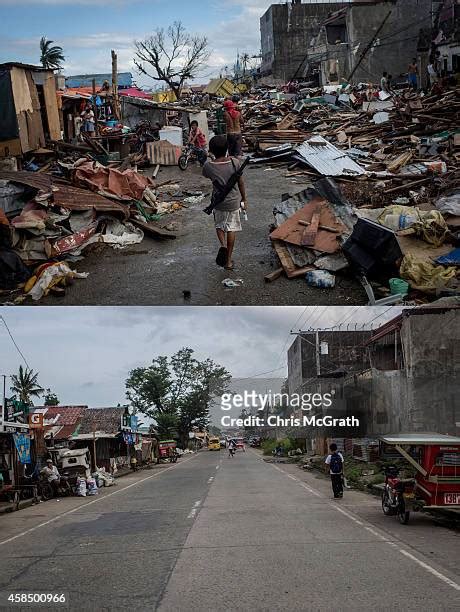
(47, 224, 98, 256)
(0, 171, 52, 192)
(270, 197, 346, 254)
(52, 184, 128, 217)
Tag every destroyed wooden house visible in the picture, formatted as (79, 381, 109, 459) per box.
(0, 63, 61, 158)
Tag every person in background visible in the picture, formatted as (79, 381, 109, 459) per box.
(81, 103, 95, 138)
(380, 71, 390, 94)
(228, 438, 236, 458)
(408, 58, 418, 91)
(202, 135, 247, 271)
(325, 443, 344, 499)
(428, 60, 438, 89)
(188, 120, 207, 165)
(40, 458, 61, 495)
(223, 99, 243, 157)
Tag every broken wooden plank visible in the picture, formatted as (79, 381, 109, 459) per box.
(131, 218, 176, 239)
(298, 219, 340, 234)
(272, 240, 315, 279)
(264, 267, 284, 283)
(301, 208, 321, 246)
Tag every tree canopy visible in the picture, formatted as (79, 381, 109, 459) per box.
(39, 37, 65, 70)
(44, 389, 60, 406)
(134, 22, 209, 99)
(126, 347, 230, 442)
(10, 366, 44, 406)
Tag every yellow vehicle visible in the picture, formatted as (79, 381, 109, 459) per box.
(208, 437, 220, 451)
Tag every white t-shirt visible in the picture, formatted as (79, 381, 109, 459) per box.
(325, 452, 344, 475)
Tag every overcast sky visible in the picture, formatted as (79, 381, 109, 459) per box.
(0, 0, 273, 84)
(0, 306, 401, 408)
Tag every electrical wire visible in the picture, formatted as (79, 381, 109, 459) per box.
(0, 315, 30, 370)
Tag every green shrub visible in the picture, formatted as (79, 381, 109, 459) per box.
(261, 438, 294, 456)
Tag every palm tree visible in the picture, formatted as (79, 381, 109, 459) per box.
(10, 366, 44, 406)
(39, 37, 65, 70)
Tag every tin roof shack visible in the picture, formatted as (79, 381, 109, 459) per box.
(0, 63, 61, 158)
(30, 405, 86, 447)
(287, 329, 372, 452)
(364, 306, 460, 436)
(72, 407, 140, 473)
(307, 0, 432, 86)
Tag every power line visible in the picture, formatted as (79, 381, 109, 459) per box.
(0, 315, 30, 370)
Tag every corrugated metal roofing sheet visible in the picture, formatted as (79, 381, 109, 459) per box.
(294, 135, 365, 177)
(380, 433, 460, 445)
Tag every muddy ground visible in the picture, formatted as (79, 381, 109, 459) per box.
(42, 163, 366, 306)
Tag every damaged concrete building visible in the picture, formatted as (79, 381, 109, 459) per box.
(287, 307, 460, 456)
(0, 63, 61, 158)
(260, 0, 347, 83)
(260, 0, 433, 85)
(307, 0, 433, 85)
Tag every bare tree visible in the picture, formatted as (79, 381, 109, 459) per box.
(134, 21, 210, 99)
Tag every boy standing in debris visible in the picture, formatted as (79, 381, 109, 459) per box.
(223, 99, 243, 157)
(202, 135, 247, 271)
(325, 443, 344, 499)
(408, 58, 418, 91)
(188, 120, 207, 165)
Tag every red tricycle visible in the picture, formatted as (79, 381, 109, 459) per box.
(157, 440, 178, 464)
(380, 433, 460, 524)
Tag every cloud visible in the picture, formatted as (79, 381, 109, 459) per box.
(0, 306, 403, 408)
(0, 0, 141, 4)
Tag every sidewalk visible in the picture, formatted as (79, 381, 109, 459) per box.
(0, 463, 159, 516)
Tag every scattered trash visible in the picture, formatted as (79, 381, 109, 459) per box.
(305, 270, 335, 288)
(222, 278, 244, 288)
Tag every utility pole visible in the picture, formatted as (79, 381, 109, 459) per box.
(347, 10, 393, 83)
(111, 50, 120, 120)
(92, 78, 98, 136)
(315, 331, 321, 377)
(1, 374, 6, 433)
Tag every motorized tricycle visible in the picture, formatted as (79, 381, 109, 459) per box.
(157, 440, 178, 464)
(379, 433, 460, 525)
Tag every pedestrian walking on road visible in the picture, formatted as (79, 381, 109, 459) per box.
(228, 439, 236, 458)
(325, 443, 344, 499)
(202, 135, 247, 271)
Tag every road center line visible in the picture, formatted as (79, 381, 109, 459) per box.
(0, 454, 196, 547)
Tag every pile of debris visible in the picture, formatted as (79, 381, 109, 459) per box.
(0, 158, 185, 301)
(267, 174, 460, 302)
(251, 85, 460, 301)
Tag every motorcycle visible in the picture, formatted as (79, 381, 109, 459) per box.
(381, 466, 414, 525)
(178, 143, 207, 171)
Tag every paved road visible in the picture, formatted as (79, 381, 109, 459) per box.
(40, 165, 365, 306)
(0, 451, 458, 611)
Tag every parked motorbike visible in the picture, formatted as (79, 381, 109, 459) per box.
(381, 466, 414, 524)
(178, 144, 207, 170)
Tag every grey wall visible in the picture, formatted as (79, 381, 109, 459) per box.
(347, 0, 433, 83)
(261, 2, 346, 81)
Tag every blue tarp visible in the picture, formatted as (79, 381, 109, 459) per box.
(436, 248, 460, 266)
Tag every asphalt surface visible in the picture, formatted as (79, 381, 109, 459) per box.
(40, 164, 366, 306)
(0, 450, 458, 611)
